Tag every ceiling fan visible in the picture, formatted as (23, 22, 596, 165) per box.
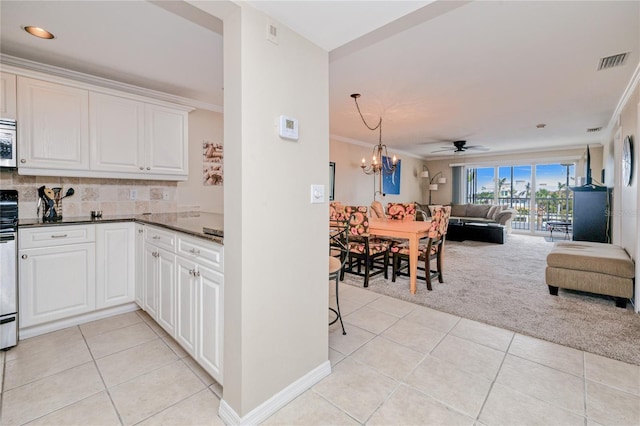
(431, 140, 489, 153)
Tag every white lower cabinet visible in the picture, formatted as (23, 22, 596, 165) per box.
(137, 226, 223, 384)
(176, 257, 197, 357)
(196, 265, 223, 382)
(156, 247, 176, 335)
(134, 224, 145, 306)
(19, 225, 96, 328)
(96, 222, 134, 308)
(143, 243, 159, 319)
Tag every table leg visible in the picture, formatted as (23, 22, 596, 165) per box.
(409, 234, 418, 294)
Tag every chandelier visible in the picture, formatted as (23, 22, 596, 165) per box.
(351, 94, 397, 175)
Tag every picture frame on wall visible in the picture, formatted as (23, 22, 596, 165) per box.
(329, 162, 336, 201)
(382, 156, 401, 194)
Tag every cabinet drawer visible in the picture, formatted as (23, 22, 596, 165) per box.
(20, 225, 95, 249)
(145, 226, 176, 252)
(177, 235, 223, 272)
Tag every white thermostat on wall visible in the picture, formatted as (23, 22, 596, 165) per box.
(278, 115, 299, 140)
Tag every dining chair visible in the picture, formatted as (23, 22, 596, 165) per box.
(391, 205, 451, 290)
(329, 214, 350, 335)
(386, 202, 417, 220)
(342, 205, 390, 287)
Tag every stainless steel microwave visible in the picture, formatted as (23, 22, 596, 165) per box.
(0, 119, 17, 169)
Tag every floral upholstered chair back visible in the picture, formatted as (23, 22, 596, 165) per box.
(329, 201, 346, 221)
(386, 203, 417, 221)
(428, 206, 451, 241)
(343, 205, 369, 237)
(343, 205, 389, 256)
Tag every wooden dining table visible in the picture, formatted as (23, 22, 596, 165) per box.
(368, 217, 432, 294)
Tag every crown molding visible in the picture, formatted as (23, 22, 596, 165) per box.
(0, 54, 223, 113)
(607, 58, 640, 138)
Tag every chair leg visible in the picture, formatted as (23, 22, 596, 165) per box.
(437, 248, 444, 283)
(424, 256, 433, 291)
(391, 254, 398, 282)
(363, 255, 370, 287)
(334, 276, 346, 334)
(383, 251, 389, 279)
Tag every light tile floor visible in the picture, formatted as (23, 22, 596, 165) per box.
(1, 283, 639, 425)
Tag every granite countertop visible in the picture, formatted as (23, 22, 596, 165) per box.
(19, 211, 224, 244)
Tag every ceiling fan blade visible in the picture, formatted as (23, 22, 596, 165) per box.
(466, 146, 490, 151)
(431, 148, 453, 153)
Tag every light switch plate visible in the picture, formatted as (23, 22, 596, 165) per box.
(310, 184, 324, 204)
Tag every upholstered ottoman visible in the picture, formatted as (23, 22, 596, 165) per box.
(545, 241, 635, 308)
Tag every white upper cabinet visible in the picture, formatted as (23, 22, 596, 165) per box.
(17, 77, 90, 170)
(12, 67, 191, 180)
(0, 72, 17, 120)
(90, 92, 145, 173)
(145, 104, 188, 176)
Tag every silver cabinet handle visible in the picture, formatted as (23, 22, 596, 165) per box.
(21, 254, 27, 259)
(189, 248, 200, 255)
(153, 251, 159, 258)
(139, 166, 144, 170)
(20, 159, 26, 163)
(138, 229, 143, 234)
(189, 269, 195, 276)
(50, 234, 68, 238)
(146, 167, 151, 171)
(152, 236, 161, 240)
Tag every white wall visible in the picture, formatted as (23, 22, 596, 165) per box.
(330, 138, 427, 207)
(605, 81, 639, 312)
(196, 1, 330, 419)
(177, 108, 224, 213)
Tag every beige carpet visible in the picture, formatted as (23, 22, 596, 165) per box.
(342, 234, 640, 366)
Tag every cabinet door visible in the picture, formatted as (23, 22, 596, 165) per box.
(197, 265, 223, 383)
(156, 247, 176, 335)
(176, 257, 197, 357)
(0, 72, 17, 120)
(143, 244, 159, 319)
(90, 92, 145, 173)
(17, 77, 89, 169)
(134, 224, 145, 307)
(19, 243, 96, 327)
(145, 104, 188, 176)
(96, 223, 134, 308)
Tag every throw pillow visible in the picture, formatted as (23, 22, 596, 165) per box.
(415, 202, 430, 216)
(487, 205, 500, 220)
(466, 204, 491, 218)
(451, 204, 467, 217)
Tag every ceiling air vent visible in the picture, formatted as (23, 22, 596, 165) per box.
(598, 52, 629, 70)
(587, 127, 602, 133)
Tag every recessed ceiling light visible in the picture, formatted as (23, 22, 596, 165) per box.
(536, 123, 546, 129)
(23, 26, 55, 39)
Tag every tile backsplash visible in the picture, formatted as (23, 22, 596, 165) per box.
(1, 170, 177, 220)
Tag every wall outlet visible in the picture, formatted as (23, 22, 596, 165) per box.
(129, 189, 137, 200)
(162, 191, 170, 201)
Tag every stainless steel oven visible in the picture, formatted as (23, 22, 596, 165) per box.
(0, 119, 17, 169)
(0, 190, 18, 349)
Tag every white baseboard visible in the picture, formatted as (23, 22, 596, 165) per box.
(18, 303, 140, 340)
(218, 360, 331, 425)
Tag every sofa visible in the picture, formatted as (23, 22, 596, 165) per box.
(449, 203, 517, 233)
